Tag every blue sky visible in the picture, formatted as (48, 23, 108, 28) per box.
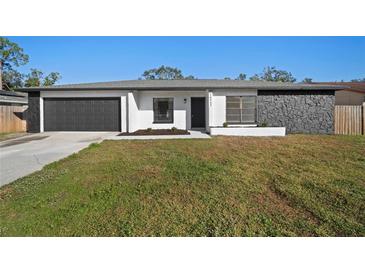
(7, 36, 365, 84)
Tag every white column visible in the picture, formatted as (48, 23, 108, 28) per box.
(127, 92, 133, 132)
(39, 96, 44, 132)
(206, 89, 213, 132)
(121, 96, 127, 132)
(127, 91, 139, 132)
(363, 102, 365, 135)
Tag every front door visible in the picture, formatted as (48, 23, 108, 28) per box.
(191, 97, 206, 128)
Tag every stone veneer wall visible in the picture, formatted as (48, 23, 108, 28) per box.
(257, 90, 335, 134)
(26, 91, 40, 133)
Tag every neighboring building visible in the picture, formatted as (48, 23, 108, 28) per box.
(18, 80, 344, 134)
(336, 83, 365, 105)
(316, 82, 365, 105)
(0, 90, 28, 106)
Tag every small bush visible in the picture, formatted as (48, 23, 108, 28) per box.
(223, 122, 228, 128)
(146, 128, 152, 132)
(259, 121, 268, 127)
(171, 127, 178, 132)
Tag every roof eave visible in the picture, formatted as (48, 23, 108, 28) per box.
(16, 87, 129, 92)
(17, 86, 344, 92)
(0, 99, 28, 104)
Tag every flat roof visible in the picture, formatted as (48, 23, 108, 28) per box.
(17, 79, 347, 92)
(0, 90, 26, 97)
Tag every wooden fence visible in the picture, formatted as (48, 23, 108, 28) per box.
(0, 105, 27, 133)
(335, 103, 365, 135)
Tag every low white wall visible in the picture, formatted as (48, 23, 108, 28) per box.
(210, 127, 286, 136)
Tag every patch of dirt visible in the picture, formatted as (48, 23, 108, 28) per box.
(118, 129, 190, 136)
(0, 185, 14, 200)
(254, 183, 320, 226)
(267, 183, 318, 224)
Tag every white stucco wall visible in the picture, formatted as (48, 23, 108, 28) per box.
(128, 91, 140, 132)
(131, 90, 207, 131)
(121, 96, 127, 132)
(210, 89, 258, 127)
(128, 89, 257, 131)
(39, 88, 258, 132)
(39, 97, 44, 132)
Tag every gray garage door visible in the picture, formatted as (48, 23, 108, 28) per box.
(44, 98, 121, 131)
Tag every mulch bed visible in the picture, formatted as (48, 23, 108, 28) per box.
(118, 129, 190, 136)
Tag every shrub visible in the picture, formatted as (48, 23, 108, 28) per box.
(146, 128, 152, 132)
(223, 122, 228, 128)
(171, 127, 178, 132)
(259, 121, 268, 127)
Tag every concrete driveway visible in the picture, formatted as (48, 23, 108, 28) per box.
(0, 132, 118, 187)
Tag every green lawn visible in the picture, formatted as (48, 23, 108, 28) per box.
(1, 135, 364, 236)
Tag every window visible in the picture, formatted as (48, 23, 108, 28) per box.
(153, 98, 174, 123)
(226, 96, 256, 124)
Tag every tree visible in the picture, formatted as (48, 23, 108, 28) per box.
(2, 69, 24, 90)
(1, 37, 61, 90)
(235, 73, 247, 80)
(24, 69, 43, 87)
(302, 78, 313, 83)
(24, 69, 61, 87)
(43, 72, 62, 86)
(350, 77, 365, 82)
(248, 74, 261, 81)
(249, 66, 296, 82)
(0, 37, 29, 89)
(141, 65, 196, 80)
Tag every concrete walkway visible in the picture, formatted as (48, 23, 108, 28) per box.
(0, 132, 117, 187)
(106, 130, 211, 140)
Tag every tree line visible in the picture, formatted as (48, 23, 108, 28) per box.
(140, 65, 299, 82)
(141, 65, 364, 83)
(0, 37, 61, 90)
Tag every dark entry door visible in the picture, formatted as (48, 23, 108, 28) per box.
(191, 97, 206, 128)
(44, 97, 121, 131)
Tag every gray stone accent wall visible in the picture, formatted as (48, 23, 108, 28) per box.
(26, 91, 40, 133)
(257, 90, 335, 134)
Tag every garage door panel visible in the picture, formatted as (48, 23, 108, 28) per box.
(44, 98, 120, 131)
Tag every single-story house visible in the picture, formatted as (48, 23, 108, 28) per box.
(0, 90, 28, 106)
(18, 80, 344, 135)
(315, 82, 365, 105)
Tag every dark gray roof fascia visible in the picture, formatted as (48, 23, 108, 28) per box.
(17, 80, 347, 92)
